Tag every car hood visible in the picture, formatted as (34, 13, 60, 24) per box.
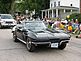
(31, 30, 70, 40)
(1, 19, 15, 21)
(36, 32, 55, 40)
(53, 33, 70, 40)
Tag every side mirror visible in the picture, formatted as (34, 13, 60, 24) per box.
(18, 26, 22, 29)
(21, 29, 28, 32)
(17, 24, 22, 28)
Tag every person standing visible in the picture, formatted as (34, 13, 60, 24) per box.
(76, 24, 81, 38)
(52, 19, 61, 29)
(0, 15, 1, 21)
(72, 19, 79, 34)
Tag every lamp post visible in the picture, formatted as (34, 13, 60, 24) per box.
(35, 0, 36, 14)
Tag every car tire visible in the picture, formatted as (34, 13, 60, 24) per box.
(0, 24, 2, 29)
(58, 43, 67, 50)
(76, 36, 78, 38)
(13, 32, 19, 42)
(26, 37, 35, 52)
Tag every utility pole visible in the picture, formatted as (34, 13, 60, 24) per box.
(80, 0, 81, 13)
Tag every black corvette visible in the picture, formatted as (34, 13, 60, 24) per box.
(12, 21, 71, 52)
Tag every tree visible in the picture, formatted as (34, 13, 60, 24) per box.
(0, 0, 50, 14)
(24, 0, 50, 13)
(0, 0, 15, 13)
(68, 13, 81, 23)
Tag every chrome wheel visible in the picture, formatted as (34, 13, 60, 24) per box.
(58, 43, 67, 50)
(26, 38, 35, 52)
(13, 34, 16, 41)
(13, 32, 18, 42)
(26, 38, 32, 50)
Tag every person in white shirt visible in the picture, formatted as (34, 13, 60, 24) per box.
(52, 19, 61, 29)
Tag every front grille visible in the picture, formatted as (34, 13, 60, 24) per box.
(6, 21, 13, 24)
(49, 39, 60, 43)
(33, 38, 60, 43)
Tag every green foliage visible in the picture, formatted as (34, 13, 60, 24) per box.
(24, 0, 50, 13)
(69, 13, 81, 23)
(0, 0, 15, 13)
(0, 0, 50, 14)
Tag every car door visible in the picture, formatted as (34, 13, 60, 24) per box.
(22, 29, 28, 42)
(16, 24, 24, 40)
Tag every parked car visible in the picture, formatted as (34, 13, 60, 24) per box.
(0, 14, 16, 28)
(12, 20, 71, 52)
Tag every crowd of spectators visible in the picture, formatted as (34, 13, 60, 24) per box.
(43, 17, 81, 38)
(14, 14, 81, 38)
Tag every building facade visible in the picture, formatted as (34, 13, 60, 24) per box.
(42, 0, 80, 19)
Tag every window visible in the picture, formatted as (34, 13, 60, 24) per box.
(25, 22, 46, 31)
(1, 15, 13, 19)
(66, 10, 70, 12)
(58, 1, 60, 6)
(70, 4, 72, 6)
(51, 3, 53, 8)
(54, 2, 56, 7)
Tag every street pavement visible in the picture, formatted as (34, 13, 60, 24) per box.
(0, 29, 81, 61)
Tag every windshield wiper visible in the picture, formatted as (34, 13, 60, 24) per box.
(46, 28, 59, 33)
(35, 30, 45, 33)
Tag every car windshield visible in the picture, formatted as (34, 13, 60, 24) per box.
(1, 15, 13, 19)
(25, 21, 47, 31)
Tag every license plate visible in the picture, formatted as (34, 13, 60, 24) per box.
(8, 24, 11, 25)
(51, 43, 58, 48)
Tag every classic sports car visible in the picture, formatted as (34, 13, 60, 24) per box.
(12, 20, 71, 52)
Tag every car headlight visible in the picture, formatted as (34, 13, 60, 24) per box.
(1, 20, 5, 23)
(13, 21, 17, 24)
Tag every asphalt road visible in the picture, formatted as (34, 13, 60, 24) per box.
(0, 29, 81, 61)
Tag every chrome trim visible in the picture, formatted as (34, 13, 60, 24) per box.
(32, 42, 51, 44)
(17, 37, 69, 45)
(60, 40, 69, 44)
(17, 38, 26, 44)
(17, 37, 51, 45)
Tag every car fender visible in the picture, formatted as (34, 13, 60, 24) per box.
(27, 32, 37, 39)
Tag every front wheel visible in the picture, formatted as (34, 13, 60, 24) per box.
(0, 24, 2, 29)
(13, 32, 19, 42)
(26, 37, 35, 52)
(58, 43, 67, 50)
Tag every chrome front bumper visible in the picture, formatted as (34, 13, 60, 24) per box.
(32, 40, 69, 45)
